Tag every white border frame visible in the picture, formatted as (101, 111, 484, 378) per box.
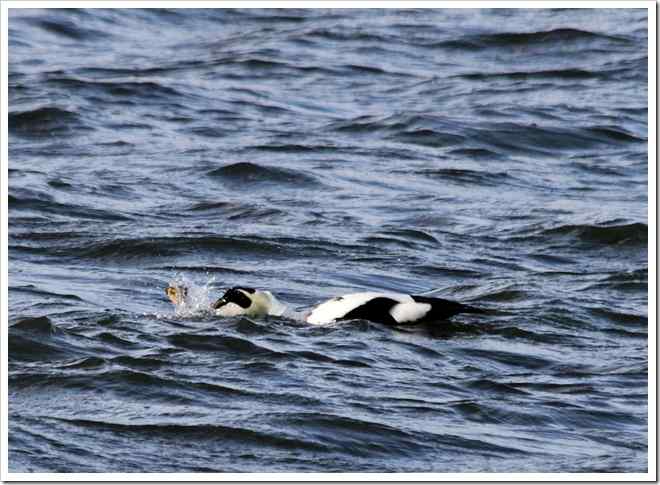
(1, 1, 656, 481)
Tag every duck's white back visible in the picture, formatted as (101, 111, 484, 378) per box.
(305, 292, 413, 325)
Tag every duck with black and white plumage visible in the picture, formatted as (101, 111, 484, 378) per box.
(166, 285, 485, 326)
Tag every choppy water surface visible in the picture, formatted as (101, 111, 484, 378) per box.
(8, 8, 648, 473)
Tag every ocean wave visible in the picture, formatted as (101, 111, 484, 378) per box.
(9, 106, 88, 136)
(587, 307, 647, 328)
(410, 168, 512, 186)
(328, 113, 645, 156)
(8, 316, 95, 363)
(207, 162, 320, 187)
(10, 315, 56, 333)
(10, 285, 84, 302)
(47, 416, 329, 451)
(167, 332, 285, 357)
(9, 190, 132, 221)
(23, 16, 112, 41)
(434, 28, 632, 50)
(301, 27, 391, 43)
(46, 76, 182, 101)
(186, 200, 287, 221)
(456, 68, 602, 80)
(541, 222, 647, 246)
(83, 235, 286, 260)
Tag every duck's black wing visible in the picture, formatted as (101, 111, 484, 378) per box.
(341, 297, 400, 326)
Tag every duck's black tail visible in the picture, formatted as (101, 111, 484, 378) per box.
(411, 295, 487, 320)
(460, 303, 488, 315)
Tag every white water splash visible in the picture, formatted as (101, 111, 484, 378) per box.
(162, 274, 311, 323)
(168, 273, 220, 318)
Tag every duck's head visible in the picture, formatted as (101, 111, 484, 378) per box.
(212, 287, 258, 316)
(165, 285, 188, 305)
(213, 287, 285, 318)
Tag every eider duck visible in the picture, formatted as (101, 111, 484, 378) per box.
(304, 291, 484, 325)
(166, 285, 483, 325)
(210, 287, 287, 318)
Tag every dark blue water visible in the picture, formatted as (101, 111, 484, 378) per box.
(8, 8, 648, 473)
